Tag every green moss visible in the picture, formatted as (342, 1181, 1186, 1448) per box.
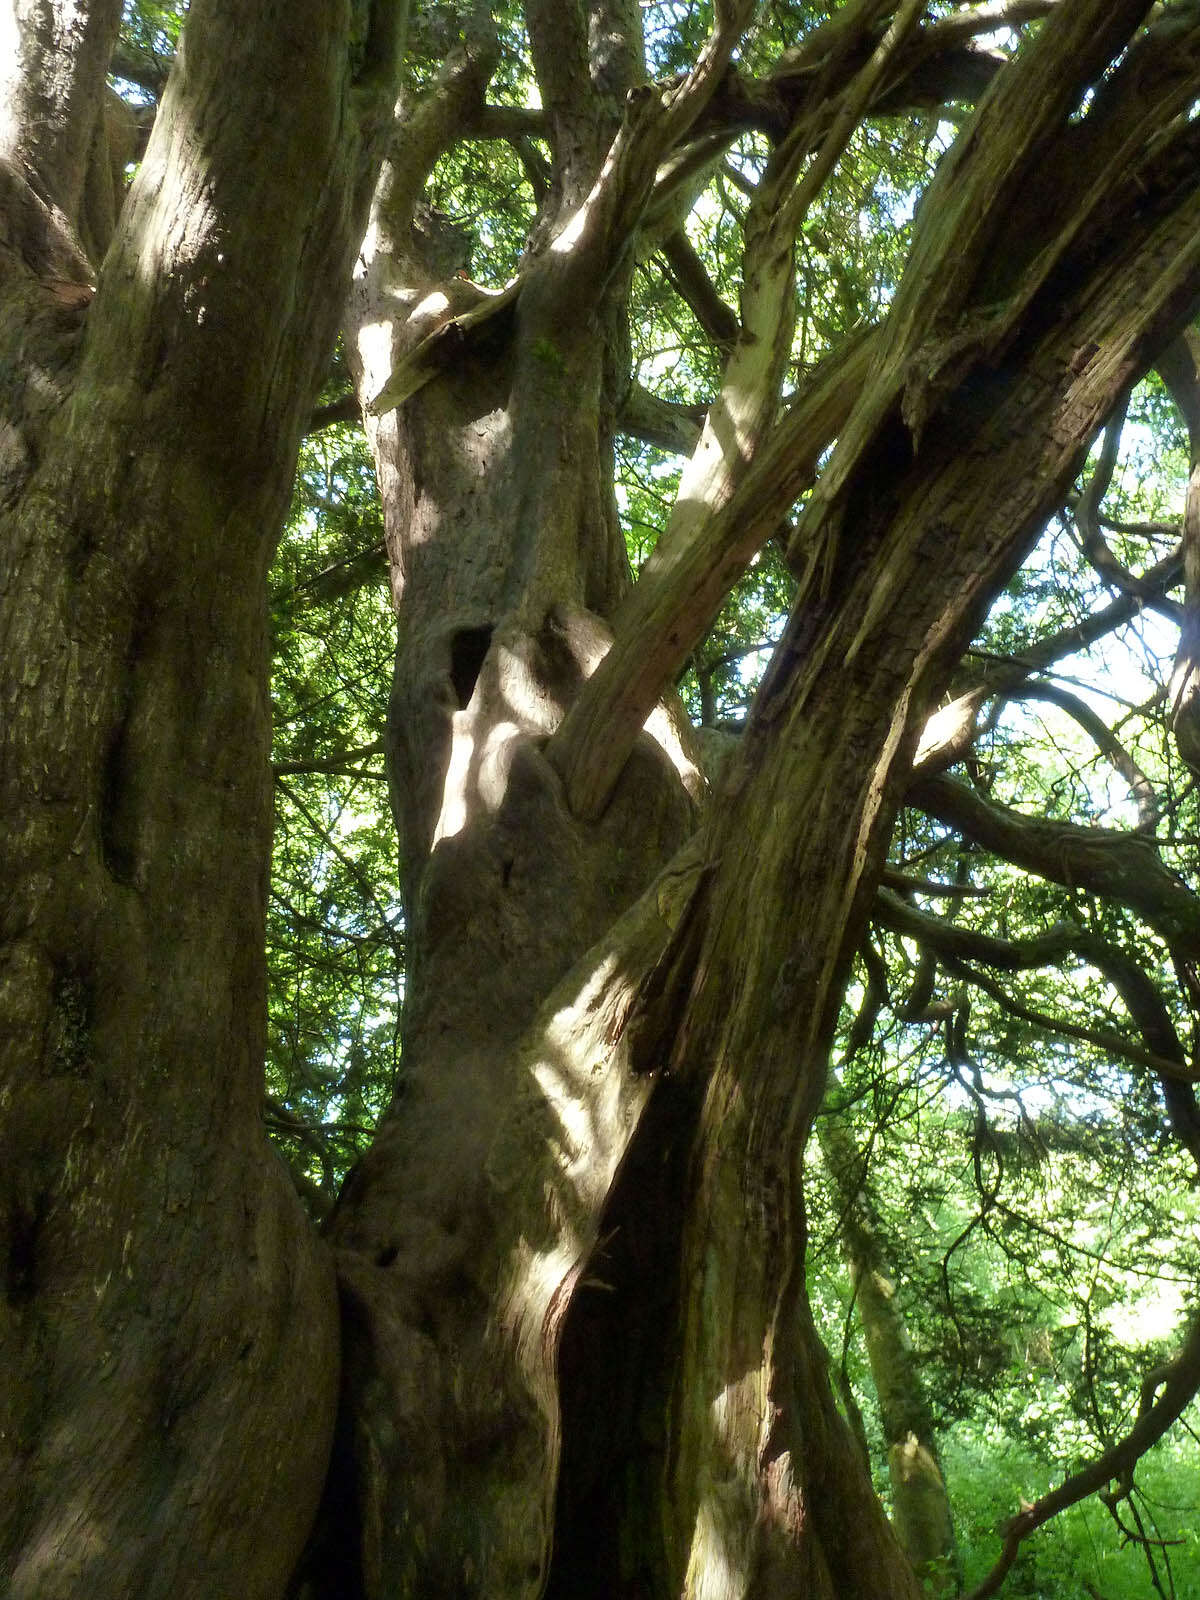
(531, 337, 566, 376)
(47, 971, 90, 1076)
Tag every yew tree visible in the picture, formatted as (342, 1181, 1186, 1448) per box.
(5, 2, 1200, 1598)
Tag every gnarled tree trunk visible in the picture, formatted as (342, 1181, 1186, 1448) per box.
(0, 3, 400, 1596)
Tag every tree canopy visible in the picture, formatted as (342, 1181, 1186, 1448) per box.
(4, 2, 1200, 1597)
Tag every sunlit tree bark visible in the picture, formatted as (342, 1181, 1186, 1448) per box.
(318, 3, 1200, 1594)
(0, 3, 401, 1596)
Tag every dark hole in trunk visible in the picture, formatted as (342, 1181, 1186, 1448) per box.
(450, 625, 494, 709)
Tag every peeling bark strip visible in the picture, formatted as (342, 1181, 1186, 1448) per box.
(1, 3, 401, 1597)
(5, 4, 1200, 1599)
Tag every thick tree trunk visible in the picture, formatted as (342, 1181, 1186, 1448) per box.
(0, 3, 399, 1595)
(311, 80, 709, 1597)
(621, 181, 1200, 1600)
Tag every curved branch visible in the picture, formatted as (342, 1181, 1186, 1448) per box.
(908, 774, 1200, 959)
(950, 956, 1192, 1085)
(1015, 679, 1159, 831)
(376, 4, 499, 240)
(989, 549, 1185, 676)
(916, 1, 1057, 47)
(110, 42, 172, 97)
(876, 890, 1196, 1081)
(1072, 396, 1155, 596)
(962, 1313, 1200, 1600)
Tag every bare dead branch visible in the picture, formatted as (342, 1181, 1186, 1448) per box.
(618, 383, 706, 453)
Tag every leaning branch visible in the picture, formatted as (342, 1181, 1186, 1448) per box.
(1160, 326, 1200, 775)
(546, 325, 876, 819)
(917, 0, 1056, 47)
(908, 774, 1200, 960)
(874, 890, 1198, 1085)
(962, 1313, 1200, 1600)
(546, 3, 933, 821)
(539, 0, 756, 302)
(552, 2, 1185, 822)
(658, 230, 740, 351)
(794, 0, 1173, 548)
(366, 278, 520, 416)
